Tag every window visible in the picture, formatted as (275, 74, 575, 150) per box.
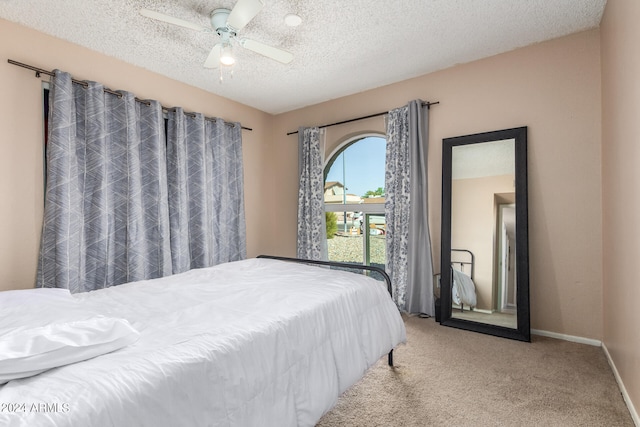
(324, 136, 386, 272)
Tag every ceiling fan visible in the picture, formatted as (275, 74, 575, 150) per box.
(140, 0, 294, 69)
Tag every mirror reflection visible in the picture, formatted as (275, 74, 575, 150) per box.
(450, 139, 517, 329)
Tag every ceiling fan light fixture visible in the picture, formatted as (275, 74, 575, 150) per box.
(220, 43, 235, 66)
(141, 0, 294, 72)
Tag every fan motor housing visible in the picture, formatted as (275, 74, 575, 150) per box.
(211, 8, 235, 36)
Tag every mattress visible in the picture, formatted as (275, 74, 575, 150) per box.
(0, 257, 406, 427)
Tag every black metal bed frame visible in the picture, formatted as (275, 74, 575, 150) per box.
(451, 248, 474, 280)
(257, 255, 395, 367)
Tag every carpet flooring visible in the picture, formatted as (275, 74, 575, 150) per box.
(317, 315, 634, 426)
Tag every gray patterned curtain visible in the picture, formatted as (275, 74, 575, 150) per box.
(385, 100, 434, 315)
(297, 127, 328, 260)
(37, 71, 172, 292)
(37, 70, 245, 291)
(167, 109, 246, 274)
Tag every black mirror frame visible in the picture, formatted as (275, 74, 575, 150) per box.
(440, 126, 530, 342)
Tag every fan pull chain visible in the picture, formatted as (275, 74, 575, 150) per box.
(219, 66, 234, 83)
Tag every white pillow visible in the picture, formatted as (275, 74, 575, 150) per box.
(0, 288, 139, 384)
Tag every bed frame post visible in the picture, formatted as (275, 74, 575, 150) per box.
(257, 255, 396, 367)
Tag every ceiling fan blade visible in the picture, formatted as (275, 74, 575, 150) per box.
(240, 38, 293, 64)
(227, 0, 265, 31)
(140, 9, 209, 32)
(204, 44, 222, 69)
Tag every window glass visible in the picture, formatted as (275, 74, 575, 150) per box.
(324, 136, 386, 273)
(324, 137, 386, 206)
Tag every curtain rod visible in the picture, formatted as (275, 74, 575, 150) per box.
(286, 100, 439, 136)
(8, 59, 253, 132)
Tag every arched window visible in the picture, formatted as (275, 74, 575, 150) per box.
(324, 135, 386, 271)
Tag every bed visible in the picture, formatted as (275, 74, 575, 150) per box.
(0, 256, 406, 427)
(450, 249, 477, 311)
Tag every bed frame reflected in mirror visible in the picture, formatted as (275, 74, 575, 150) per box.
(440, 127, 530, 341)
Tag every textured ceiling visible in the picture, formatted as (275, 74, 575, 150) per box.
(453, 139, 515, 179)
(0, 0, 607, 114)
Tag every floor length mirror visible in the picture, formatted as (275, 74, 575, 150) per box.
(440, 127, 530, 341)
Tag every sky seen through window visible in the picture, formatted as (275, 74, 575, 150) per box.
(325, 137, 386, 198)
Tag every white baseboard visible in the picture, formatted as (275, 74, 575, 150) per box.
(450, 305, 492, 314)
(602, 343, 640, 427)
(531, 328, 601, 347)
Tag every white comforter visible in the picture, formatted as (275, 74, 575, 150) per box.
(0, 258, 406, 427)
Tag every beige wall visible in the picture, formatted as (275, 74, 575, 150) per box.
(601, 0, 640, 420)
(272, 30, 603, 340)
(0, 18, 273, 291)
